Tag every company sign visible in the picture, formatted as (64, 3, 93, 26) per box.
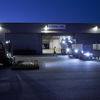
(48, 24, 66, 29)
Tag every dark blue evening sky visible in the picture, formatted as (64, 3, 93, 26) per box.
(0, 0, 100, 23)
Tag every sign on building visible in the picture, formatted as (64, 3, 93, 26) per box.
(48, 24, 66, 29)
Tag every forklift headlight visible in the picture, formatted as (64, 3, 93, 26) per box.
(6, 53, 9, 56)
(84, 52, 93, 57)
(66, 48, 70, 52)
(81, 50, 84, 53)
(62, 40, 66, 44)
(74, 49, 78, 53)
(6, 53, 10, 58)
(6, 40, 10, 44)
(6, 53, 11, 58)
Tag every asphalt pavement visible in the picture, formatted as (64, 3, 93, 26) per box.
(0, 55, 100, 100)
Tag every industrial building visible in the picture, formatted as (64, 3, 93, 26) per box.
(0, 23, 100, 55)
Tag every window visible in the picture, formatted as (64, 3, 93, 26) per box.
(93, 44, 100, 50)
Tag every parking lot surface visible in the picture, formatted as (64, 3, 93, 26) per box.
(0, 55, 100, 100)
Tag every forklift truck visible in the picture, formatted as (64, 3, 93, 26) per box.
(0, 40, 15, 65)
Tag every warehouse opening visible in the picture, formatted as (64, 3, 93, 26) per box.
(42, 35, 74, 54)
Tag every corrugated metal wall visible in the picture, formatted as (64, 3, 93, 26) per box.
(5, 33, 42, 54)
(75, 33, 100, 44)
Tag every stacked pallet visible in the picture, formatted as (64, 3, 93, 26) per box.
(11, 60, 39, 70)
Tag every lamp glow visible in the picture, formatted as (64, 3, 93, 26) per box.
(93, 26, 98, 31)
(0, 26, 2, 30)
(44, 26, 48, 31)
